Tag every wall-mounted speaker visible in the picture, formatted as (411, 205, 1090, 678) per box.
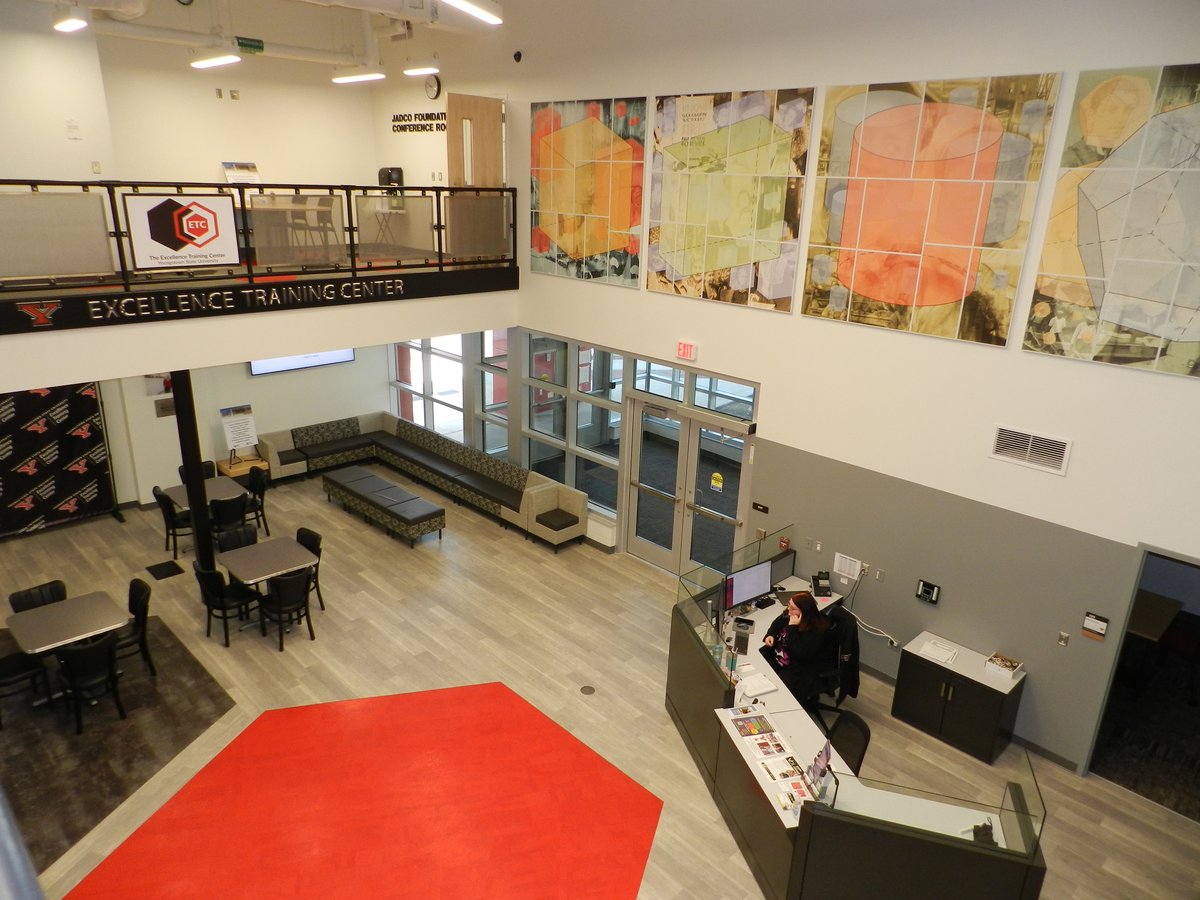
(378, 167, 404, 187)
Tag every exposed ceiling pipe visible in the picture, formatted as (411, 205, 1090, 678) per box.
(89, 17, 363, 67)
(34, 0, 148, 21)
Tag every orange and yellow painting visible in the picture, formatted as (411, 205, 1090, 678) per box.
(803, 74, 1060, 343)
(531, 97, 646, 287)
(1025, 64, 1200, 377)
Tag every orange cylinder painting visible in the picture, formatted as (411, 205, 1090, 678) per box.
(837, 102, 1004, 307)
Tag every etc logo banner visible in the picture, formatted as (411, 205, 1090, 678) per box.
(125, 194, 240, 269)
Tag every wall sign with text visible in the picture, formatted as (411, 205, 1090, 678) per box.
(124, 194, 241, 270)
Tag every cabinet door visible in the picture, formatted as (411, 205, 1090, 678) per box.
(891, 651, 948, 737)
(939, 676, 1005, 762)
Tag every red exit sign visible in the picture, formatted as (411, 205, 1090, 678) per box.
(676, 340, 697, 361)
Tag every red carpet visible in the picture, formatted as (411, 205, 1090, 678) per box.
(69, 683, 663, 898)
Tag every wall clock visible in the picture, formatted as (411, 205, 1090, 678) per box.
(425, 74, 442, 100)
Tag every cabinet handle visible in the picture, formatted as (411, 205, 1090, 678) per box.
(939, 682, 946, 698)
(947, 684, 954, 702)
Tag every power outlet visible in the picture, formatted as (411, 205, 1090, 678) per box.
(1057, 632, 1070, 647)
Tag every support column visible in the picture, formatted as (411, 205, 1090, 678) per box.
(171, 369, 215, 571)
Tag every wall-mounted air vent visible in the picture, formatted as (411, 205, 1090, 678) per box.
(991, 426, 1072, 475)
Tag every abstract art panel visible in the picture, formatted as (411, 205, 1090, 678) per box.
(1025, 64, 1200, 377)
(531, 97, 647, 286)
(646, 89, 814, 312)
(804, 74, 1060, 343)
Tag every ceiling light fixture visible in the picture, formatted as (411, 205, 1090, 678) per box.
(189, 46, 242, 69)
(332, 65, 386, 84)
(402, 63, 440, 77)
(439, 0, 503, 26)
(52, 4, 89, 33)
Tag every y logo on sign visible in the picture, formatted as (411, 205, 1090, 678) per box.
(17, 301, 60, 327)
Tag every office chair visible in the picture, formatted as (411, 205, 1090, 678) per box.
(827, 710, 871, 776)
(806, 605, 860, 734)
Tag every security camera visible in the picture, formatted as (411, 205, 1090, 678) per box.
(513, 51, 523, 63)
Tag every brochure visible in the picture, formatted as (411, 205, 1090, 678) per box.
(746, 731, 789, 758)
(760, 755, 804, 781)
(731, 714, 774, 737)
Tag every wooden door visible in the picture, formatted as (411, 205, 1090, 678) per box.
(446, 93, 505, 187)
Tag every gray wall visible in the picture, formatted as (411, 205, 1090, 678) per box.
(747, 438, 1140, 770)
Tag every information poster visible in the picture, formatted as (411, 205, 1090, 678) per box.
(220, 404, 259, 452)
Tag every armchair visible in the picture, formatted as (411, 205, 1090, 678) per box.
(525, 480, 588, 552)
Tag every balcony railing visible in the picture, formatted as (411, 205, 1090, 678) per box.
(0, 179, 517, 295)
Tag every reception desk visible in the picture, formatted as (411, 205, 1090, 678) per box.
(666, 579, 1046, 900)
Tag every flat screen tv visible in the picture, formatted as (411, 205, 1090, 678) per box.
(249, 349, 354, 376)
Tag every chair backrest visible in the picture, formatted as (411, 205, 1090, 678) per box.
(193, 562, 228, 603)
(210, 494, 248, 529)
(129, 578, 153, 628)
(247, 466, 269, 497)
(215, 523, 258, 553)
(267, 567, 312, 612)
(9, 579, 67, 613)
(828, 710, 871, 776)
(152, 485, 184, 525)
(56, 632, 118, 691)
(178, 461, 217, 482)
(295, 527, 322, 560)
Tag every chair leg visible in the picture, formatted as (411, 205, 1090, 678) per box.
(112, 677, 127, 720)
(222, 613, 231, 648)
(305, 605, 316, 641)
(262, 509, 270, 537)
(278, 618, 285, 652)
(141, 638, 157, 677)
(314, 575, 325, 611)
(206, 610, 213, 638)
(74, 697, 84, 736)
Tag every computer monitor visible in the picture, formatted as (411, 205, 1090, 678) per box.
(725, 560, 772, 610)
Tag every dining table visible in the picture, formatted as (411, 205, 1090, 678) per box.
(217, 537, 317, 587)
(5, 591, 129, 655)
(163, 475, 247, 513)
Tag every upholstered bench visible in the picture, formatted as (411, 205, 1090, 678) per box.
(322, 466, 445, 547)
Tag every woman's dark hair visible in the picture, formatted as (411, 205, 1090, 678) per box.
(793, 591, 829, 632)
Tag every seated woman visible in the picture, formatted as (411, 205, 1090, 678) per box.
(759, 591, 832, 709)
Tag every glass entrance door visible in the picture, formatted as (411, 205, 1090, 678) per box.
(625, 401, 748, 574)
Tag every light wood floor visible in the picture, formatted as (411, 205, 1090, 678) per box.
(3, 468, 1197, 899)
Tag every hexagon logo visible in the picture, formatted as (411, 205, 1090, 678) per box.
(146, 198, 221, 250)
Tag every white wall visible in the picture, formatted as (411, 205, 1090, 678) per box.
(433, 0, 1200, 557)
(1, 0, 1198, 564)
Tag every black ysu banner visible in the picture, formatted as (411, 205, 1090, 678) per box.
(0, 383, 115, 539)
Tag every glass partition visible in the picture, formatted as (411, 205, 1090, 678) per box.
(829, 750, 1045, 857)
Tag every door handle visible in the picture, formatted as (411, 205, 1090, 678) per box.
(939, 682, 946, 698)
(947, 684, 954, 702)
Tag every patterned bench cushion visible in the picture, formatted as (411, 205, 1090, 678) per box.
(293, 416, 360, 449)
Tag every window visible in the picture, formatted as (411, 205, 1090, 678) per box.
(392, 335, 464, 442)
(633, 360, 685, 401)
(475, 329, 510, 455)
(693, 375, 756, 422)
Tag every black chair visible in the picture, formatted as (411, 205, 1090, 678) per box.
(807, 606, 860, 733)
(0, 652, 50, 730)
(246, 466, 271, 536)
(215, 522, 258, 553)
(114, 578, 156, 677)
(295, 527, 325, 610)
(210, 494, 249, 534)
(194, 563, 257, 647)
(178, 460, 217, 482)
(259, 568, 316, 652)
(153, 485, 193, 560)
(827, 710, 872, 776)
(9, 579, 67, 614)
(56, 633, 126, 735)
